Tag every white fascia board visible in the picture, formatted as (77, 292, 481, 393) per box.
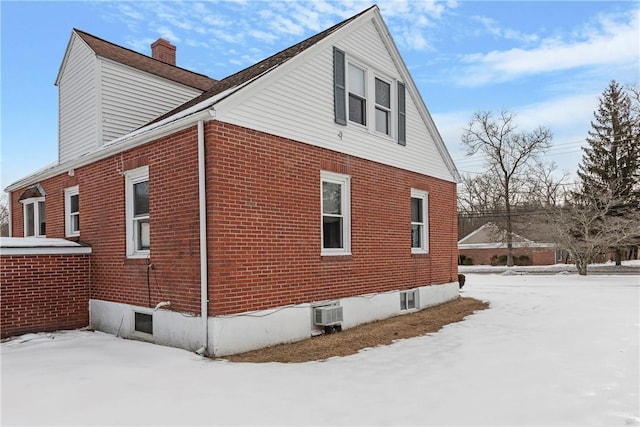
(370, 9, 461, 183)
(213, 8, 377, 116)
(55, 31, 92, 87)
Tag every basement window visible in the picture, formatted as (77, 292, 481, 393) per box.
(400, 290, 418, 311)
(134, 312, 153, 335)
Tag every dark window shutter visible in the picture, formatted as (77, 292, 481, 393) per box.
(397, 81, 406, 145)
(333, 47, 346, 126)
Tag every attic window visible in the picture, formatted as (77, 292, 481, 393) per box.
(333, 47, 406, 144)
(348, 64, 366, 126)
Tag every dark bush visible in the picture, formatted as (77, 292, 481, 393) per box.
(458, 273, 466, 289)
(517, 255, 531, 266)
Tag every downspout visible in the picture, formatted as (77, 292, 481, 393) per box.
(196, 120, 209, 355)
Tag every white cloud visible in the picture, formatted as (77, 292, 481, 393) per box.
(471, 15, 539, 44)
(455, 10, 639, 87)
(157, 26, 181, 43)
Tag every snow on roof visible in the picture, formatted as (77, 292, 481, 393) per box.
(0, 237, 91, 255)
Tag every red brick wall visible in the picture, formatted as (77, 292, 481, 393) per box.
(205, 122, 459, 314)
(1, 254, 90, 338)
(9, 121, 459, 317)
(459, 247, 556, 266)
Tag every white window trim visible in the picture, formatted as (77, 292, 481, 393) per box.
(321, 171, 351, 256)
(345, 55, 398, 139)
(64, 186, 80, 237)
(411, 189, 429, 254)
(373, 74, 395, 137)
(125, 166, 150, 258)
(347, 61, 368, 128)
(20, 197, 46, 237)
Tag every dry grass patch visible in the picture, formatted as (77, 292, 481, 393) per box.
(224, 296, 488, 363)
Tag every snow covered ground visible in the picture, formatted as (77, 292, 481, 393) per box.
(2, 273, 639, 426)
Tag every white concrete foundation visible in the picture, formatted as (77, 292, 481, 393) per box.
(90, 281, 460, 356)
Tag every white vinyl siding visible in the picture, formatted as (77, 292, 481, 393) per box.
(57, 32, 205, 164)
(218, 19, 455, 183)
(100, 60, 202, 143)
(58, 36, 98, 163)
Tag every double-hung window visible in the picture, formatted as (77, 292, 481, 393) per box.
(375, 77, 391, 135)
(411, 189, 429, 253)
(348, 64, 366, 125)
(333, 47, 406, 144)
(64, 186, 80, 237)
(125, 166, 150, 258)
(321, 171, 351, 256)
(22, 198, 46, 237)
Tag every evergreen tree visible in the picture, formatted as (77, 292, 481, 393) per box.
(576, 80, 640, 263)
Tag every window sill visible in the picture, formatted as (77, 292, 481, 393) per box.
(125, 257, 150, 266)
(321, 254, 353, 262)
(411, 250, 430, 257)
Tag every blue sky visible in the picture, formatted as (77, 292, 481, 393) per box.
(1, 0, 639, 191)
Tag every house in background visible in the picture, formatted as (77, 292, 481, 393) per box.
(4, 6, 461, 356)
(458, 222, 559, 266)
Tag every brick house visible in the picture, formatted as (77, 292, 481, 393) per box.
(458, 223, 558, 266)
(4, 6, 461, 356)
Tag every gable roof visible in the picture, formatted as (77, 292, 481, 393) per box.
(459, 223, 533, 245)
(18, 183, 46, 201)
(57, 29, 216, 92)
(150, 5, 377, 124)
(458, 222, 555, 249)
(6, 5, 460, 192)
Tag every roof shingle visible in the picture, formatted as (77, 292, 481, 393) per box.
(148, 5, 377, 124)
(74, 29, 216, 92)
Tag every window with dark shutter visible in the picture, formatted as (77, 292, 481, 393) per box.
(333, 47, 346, 125)
(398, 81, 406, 145)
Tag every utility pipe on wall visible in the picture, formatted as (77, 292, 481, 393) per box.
(196, 120, 209, 355)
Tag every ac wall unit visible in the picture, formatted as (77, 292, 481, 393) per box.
(314, 305, 343, 326)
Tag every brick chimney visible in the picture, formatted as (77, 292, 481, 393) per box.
(151, 38, 176, 65)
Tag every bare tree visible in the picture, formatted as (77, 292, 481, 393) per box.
(0, 194, 9, 237)
(462, 110, 552, 266)
(527, 162, 570, 208)
(550, 188, 640, 275)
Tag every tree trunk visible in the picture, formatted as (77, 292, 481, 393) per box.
(505, 178, 514, 267)
(615, 248, 622, 266)
(576, 257, 588, 276)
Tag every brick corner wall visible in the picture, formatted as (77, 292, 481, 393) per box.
(1, 253, 91, 338)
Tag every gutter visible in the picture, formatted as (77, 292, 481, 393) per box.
(195, 119, 209, 356)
